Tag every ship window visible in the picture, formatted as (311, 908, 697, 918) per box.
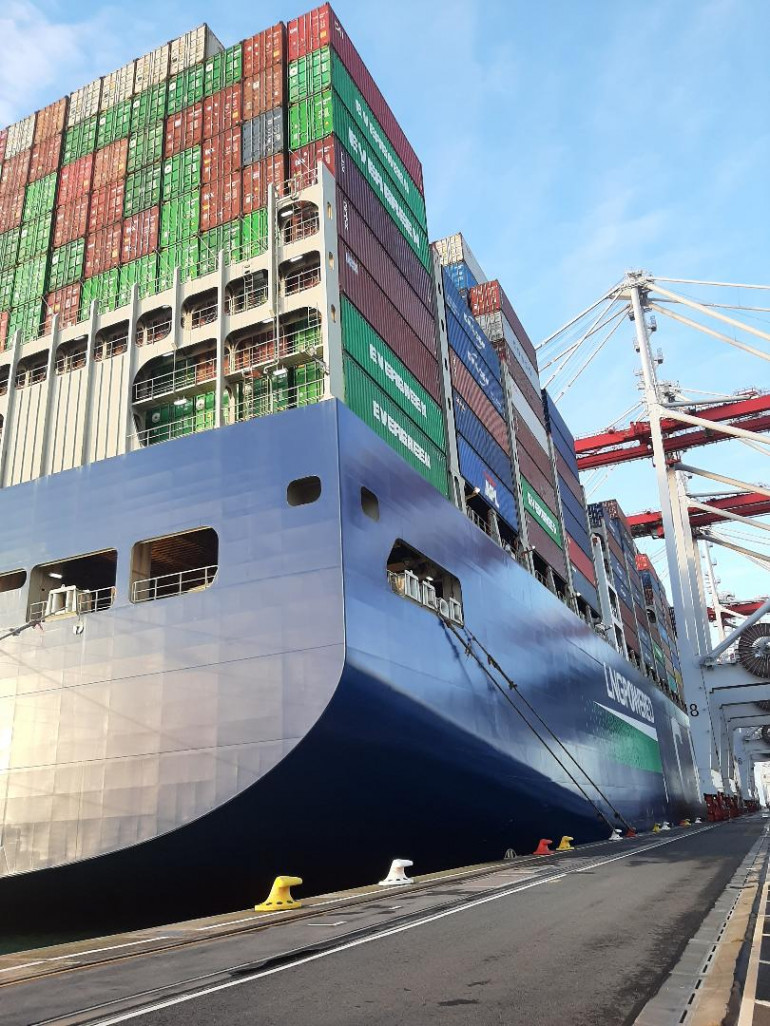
(130, 527, 218, 604)
(0, 366, 9, 396)
(0, 569, 26, 593)
(361, 487, 379, 521)
(28, 550, 117, 622)
(386, 540, 463, 622)
(287, 476, 321, 506)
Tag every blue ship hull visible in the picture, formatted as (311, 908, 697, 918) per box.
(0, 402, 701, 936)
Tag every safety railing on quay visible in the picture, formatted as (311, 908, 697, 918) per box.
(29, 585, 115, 622)
(131, 565, 218, 603)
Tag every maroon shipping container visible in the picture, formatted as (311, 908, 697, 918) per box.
(242, 153, 287, 213)
(0, 311, 8, 350)
(291, 138, 335, 179)
(34, 98, 67, 144)
(45, 283, 81, 332)
(54, 195, 89, 247)
(331, 144, 435, 312)
(85, 223, 122, 277)
(243, 67, 284, 120)
(450, 351, 509, 453)
(0, 148, 31, 197)
(88, 180, 125, 233)
(57, 153, 94, 207)
(203, 85, 243, 139)
(242, 23, 285, 76)
(469, 280, 538, 370)
(164, 103, 204, 158)
(202, 129, 241, 184)
(93, 138, 128, 190)
(287, 4, 424, 194)
(0, 129, 7, 166)
(0, 189, 24, 234)
(514, 414, 549, 467)
(555, 450, 582, 496)
(527, 518, 568, 580)
(339, 237, 436, 358)
(337, 195, 435, 345)
(516, 444, 557, 513)
(200, 175, 241, 231)
(121, 206, 158, 263)
(29, 133, 62, 182)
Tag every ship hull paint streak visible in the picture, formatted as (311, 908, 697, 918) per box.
(0, 402, 700, 936)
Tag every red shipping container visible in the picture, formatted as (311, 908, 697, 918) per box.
(0, 148, 31, 197)
(88, 179, 125, 233)
(203, 85, 242, 139)
(242, 67, 284, 119)
(0, 189, 24, 233)
(636, 553, 653, 573)
(93, 138, 128, 190)
(470, 281, 538, 371)
(527, 518, 568, 580)
(242, 153, 287, 213)
(568, 536, 596, 584)
(287, 4, 424, 195)
(242, 23, 285, 76)
(54, 195, 89, 247)
(503, 344, 546, 425)
(292, 138, 335, 179)
(29, 134, 62, 182)
(85, 223, 122, 277)
(516, 443, 557, 511)
(164, 103, 203, 158)
(34, 98, 67, 143)
(337, 209, 435, 350)
(121, 206, 159, 263)
(339, 238, 437, 359)
(449, 351, 508, 452)
(202, 129, 241, 184)
(45, 283, 81, 332)
(0, 129, 7, 166)
(57, 154, 93, 207)
(0, 311, 9, 350)
(200, 175, 241, 231)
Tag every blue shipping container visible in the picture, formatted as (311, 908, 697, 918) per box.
(457, 436, 518, 532)
(453, 392, 513, 491)
(613, 570, 632, 609)
(558, 474, 589, 527)
(447, 311, 506, 418)
(570, 566, 600, 613)
(542, 389, 575, 446)
(445, 260, 478, 294)
(442, 270, 501, 381)
(563, 506, 591, 555)
(551, 427, 579, 477)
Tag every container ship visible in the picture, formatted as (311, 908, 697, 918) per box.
(0, 6, 702, 935)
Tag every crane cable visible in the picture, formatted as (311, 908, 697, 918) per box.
(440, 618, 632, 831)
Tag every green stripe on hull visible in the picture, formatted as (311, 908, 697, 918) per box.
(594, 703, 663, 774)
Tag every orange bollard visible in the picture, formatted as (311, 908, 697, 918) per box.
(533, 838, 553, 856)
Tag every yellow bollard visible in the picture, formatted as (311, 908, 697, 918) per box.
(255, 875, 303, 912)
(556, 835, 574, 851)
(652, 823, 661, 833)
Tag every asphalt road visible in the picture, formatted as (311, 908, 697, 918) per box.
(4, 821, 763, 1026)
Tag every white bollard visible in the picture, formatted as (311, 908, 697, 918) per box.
(609, 828, 623, 841)
(379, 858, 414, 886)
(661, 821, 671, 831)
(694, 817, 703, 824)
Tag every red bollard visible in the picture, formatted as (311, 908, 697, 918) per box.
(533, 839, 553, 856)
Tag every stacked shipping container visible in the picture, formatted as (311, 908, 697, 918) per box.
(636, 553, 683, 696)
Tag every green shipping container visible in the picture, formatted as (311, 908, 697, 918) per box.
(167, 64, 205, 115)
(343, 356, 449, 497)
(288, 92, 333, 151)
(241, 208, 268, 257)
(48, 238, 85, 292)
(0, 268, 14, 310)
(63, 115, 98, 165)
(124, 162, 162, 218)
(200, 221, 241, 274)
(130, 82, 167, 133)
(225, 43, 243, 85)
(160, 192, 200, 247)
(80, 268, 119, 319)
(202, 44, 242, 98)
(294, 362, 324, 407)
(13, 255, 48, 307)
(158, 238, 200, 289)
(290, 315, 322, 357)
(127, 122, 165, 175)
(9, 301, 43, 343)
(118, 253, 158, 305)
(288, 48, 332, 103)
(23, 174, 57, 223)
(340, 298, 445, 449)
(162, 146, 201, 199)
(17, 215, 52, 262)
(520, 477, 563, 547)
(0, 227, 20, 271)
(96, 99, 132, 148)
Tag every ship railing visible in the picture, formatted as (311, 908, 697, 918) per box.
(133, 362, 216, 402)
(279, 168, 319, 197)
(231, 321, 323, 373)
(282, 266, 321, 296)
(137, 317, 173, 346)
(465, 507, 491, 537)
(131, 565, 218, 604)
(183, 302, 218, 331)
(282, 214, 320, 245)
(136, 411, 211, 446)
(234, 380, 325, 422)
(15, 364, 47, 389)
(29, 585, 115, 622)
(226, 282, 269, 316)
(95, 334, 129, 361)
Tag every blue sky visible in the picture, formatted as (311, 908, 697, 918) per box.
(2, 0, 768, 605)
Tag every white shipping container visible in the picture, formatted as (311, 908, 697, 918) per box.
(169, 25, 223, 73)
(477, 310, 540, 394)
(101, 61, 136, 108)
(67, 78, 102, 126)
(506, 375, 549, 452)
(433, 232, 486, 284)
(6, 113, 36, 157)
(134, 43, 170, 92)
